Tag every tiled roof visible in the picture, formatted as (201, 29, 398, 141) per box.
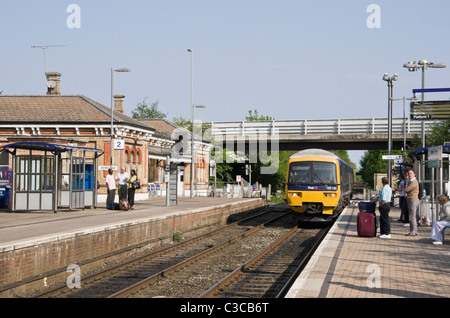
(139, 118, 188, 135)
(138, 118, 206, 142)
(0, 95, 154, 132)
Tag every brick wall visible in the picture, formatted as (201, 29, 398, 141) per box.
(0, 199, 266, 297)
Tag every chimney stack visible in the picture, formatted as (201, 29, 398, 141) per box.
(45, 72, 61, 95)
(114, 94, 125, 114)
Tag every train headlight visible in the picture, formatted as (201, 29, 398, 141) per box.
(290, 192, 302, 198)
(324, 193, 336, 198)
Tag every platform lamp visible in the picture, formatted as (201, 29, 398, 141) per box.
(110, 67, 131, 168)
(403, 60, 446, 147)
(187, 49, 207, 198)
(382, 73, 398, 190)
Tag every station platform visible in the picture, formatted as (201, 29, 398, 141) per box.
(0, 196, 263, 250)
(286, 202, 450, 298)
(0, 196, 266, 297)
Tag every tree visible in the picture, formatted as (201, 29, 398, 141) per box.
(427, 120, 450, 146)
(246, 109, 274, 121)
(359, 151, 387, 189)
(172, 115, 191, 130)
(131, 98, 167, 119)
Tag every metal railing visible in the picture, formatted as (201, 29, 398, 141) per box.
(210, 118, 439, 136)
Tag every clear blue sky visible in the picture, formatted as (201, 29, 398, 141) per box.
(2, 0, 450, 166)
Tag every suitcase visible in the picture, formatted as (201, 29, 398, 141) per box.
(357, 211, 377, 237)
(119, 199, 130, 211)
(358, 201, 376, 213)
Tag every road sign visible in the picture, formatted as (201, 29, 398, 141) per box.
(410, 100, 450, 120)
(382, 155, 402, 160)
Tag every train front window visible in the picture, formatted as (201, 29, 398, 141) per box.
(288, 161, 337, 185)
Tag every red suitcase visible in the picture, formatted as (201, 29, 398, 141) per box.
(357, 212, 376, 237)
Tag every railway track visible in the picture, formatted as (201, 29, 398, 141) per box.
(109, 212, 296, 298)
(200, 226, 328, 298)
(35, 205, 330, 299)
(35, 207, 292, 298)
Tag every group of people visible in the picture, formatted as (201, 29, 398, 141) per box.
(105, 167, 138, 210)
(375, 169, 450, 244)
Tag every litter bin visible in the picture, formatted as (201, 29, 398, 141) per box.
(0, 185, 11, 208)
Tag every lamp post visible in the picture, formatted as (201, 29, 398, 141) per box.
(187, 49, 194, 198)
(187, 49, 206, 198)
(382, 73, 398, 188)
(403, 60, 446, 147)
(390, 96, 419, 162)
(110, 67, 130, 167)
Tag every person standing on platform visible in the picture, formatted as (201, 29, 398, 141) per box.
(127, 169, 137, 210)
(378, 177, 392, 239)
(105, 168, 116, 209)
(430, 194, 450, 245)
(405, 169, 420, 236)
(397, 172, 409, 224)
(116, 167, 129, 201)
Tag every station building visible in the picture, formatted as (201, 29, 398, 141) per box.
(0, 72, 212, 211)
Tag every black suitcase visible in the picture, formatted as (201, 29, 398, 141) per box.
(358, 201, 376, 213)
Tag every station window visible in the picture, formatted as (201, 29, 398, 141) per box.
(15, 156, 54, 192)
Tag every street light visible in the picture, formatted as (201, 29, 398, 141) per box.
(187, 49, 194, 198)
(383, 73, 398, 188)
(110, 67, 131, 167)
(390, 96, 419, 161)
(403, 60, 446, 147)
(187, 49, 206, 198)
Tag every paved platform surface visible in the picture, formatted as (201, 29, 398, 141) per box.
(0, 197, 262, 250)
(286, 202, 450, 298)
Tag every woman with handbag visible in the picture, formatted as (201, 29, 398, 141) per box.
(127, 169, 138, 210)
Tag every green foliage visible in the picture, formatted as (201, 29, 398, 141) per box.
(131, 98, 167, 119)
(172, 115, 191, 130)
(427, 120, 450, 146)
(246, 109, 274, 121)
(359, 149, 402, 188)
(173, 232, 182, 242)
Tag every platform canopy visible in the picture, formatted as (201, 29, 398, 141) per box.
(1, 141, 104, 155)
(410, 145, 450, 158)
(1, 141, 103, 212)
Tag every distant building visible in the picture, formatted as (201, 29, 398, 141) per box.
(139, 118, 212, 197)
(0, 72, 211, 208)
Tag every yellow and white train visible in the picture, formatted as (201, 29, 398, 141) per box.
(286, 149, 354, 222)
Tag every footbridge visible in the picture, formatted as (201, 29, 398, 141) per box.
(209, 117, 439, 151)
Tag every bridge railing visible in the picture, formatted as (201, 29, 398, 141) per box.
(210, 118, 439, 136)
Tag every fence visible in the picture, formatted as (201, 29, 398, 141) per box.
(210, 118, 438, 137)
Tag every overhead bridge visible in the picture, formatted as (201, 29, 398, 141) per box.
(209, 117, 439, 151)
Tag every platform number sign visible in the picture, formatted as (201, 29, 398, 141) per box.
(114, 139, 125, 150)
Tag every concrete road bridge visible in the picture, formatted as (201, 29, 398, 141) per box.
(208, 117, 439, 151)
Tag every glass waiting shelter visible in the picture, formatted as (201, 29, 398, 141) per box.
(410, 144, 450, 223)
(1, 142, 104, 213)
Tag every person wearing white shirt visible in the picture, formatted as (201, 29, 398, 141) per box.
(115, 167, 129, 201)
(105, 168, 116, 209)
(430, 195, 450, 245)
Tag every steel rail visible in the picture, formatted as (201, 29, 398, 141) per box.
(199, 226, 299, 298)
(108, 212, 290, 298)
(275, 227, 329, 298)
(34, 207, 273, 298)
